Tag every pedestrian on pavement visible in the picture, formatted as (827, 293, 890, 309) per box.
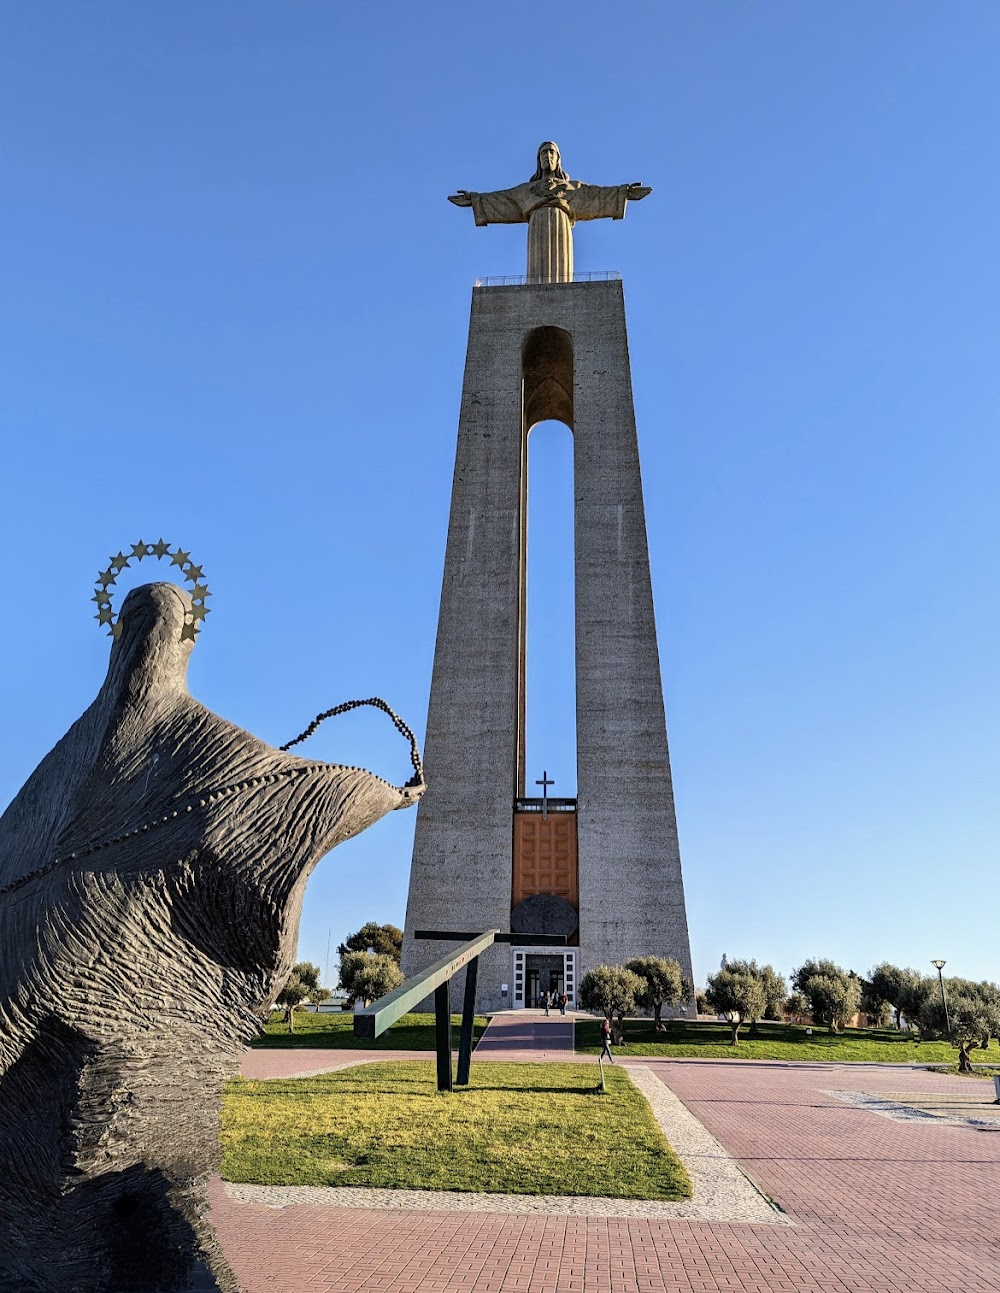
(560, 991, 568, 1016)
(600, 1017, 615, 1063)
(543, 990, 551, 1016)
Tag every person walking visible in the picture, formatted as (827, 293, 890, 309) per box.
(559, 991, 568, 1016)
(600, 1016, 615, 1063)
(543, 990, 551, 1016)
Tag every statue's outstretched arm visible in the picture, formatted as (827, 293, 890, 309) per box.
(447, 186, 529, 226)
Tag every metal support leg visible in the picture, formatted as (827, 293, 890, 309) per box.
(456, 956, 480, 1086)
(434, 981, 453, 1092)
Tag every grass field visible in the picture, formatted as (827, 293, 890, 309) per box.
(222, 1060, 691, 1199)
(575, 1018, 1000, 1066)
(253, 1011, 488, 1050)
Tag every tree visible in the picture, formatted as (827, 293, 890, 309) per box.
(791, 959, 861, 1034)
(896, 974, 935, 1033)
(858, 978, 892, 1029)
(625, 956, 684, 1031)
(703, 959, 784, 1040)
(784, 992, 808, 1023)
(920, 989, 993, 1073)
(275, 961, 330, 1034)
(579, 965, 645, 1045)
(337, 921, 403, 963)
(705, 966, 766, 1044)
(695, 990, 709, 1016)
(867, 964, 923, 1030)
(919, 979, 1000, 1061)
(974, 981, 1000, 1047)
(339, 950, 403, 1007)
(755, 962, 788, 1028)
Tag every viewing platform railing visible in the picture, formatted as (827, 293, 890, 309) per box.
(474, 270, 621, 288)
(514, 797, 577, 814)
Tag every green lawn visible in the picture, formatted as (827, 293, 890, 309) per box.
(222, 1060, 691, 1199)
(253, 1010, 488, 1050)
(575, 1018, 1000, 1065)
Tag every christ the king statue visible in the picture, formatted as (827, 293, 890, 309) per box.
(448, 141, 651, 283)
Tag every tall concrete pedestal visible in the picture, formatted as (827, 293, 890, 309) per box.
(402, 278, 693, 1011)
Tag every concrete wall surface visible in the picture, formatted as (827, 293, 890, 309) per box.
(402, 280, 693, 1011)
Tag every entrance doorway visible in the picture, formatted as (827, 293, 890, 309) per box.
(512, 948, 577, 1009)
(525, 954, 564, 1009)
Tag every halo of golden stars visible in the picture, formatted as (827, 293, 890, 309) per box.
(92, 540, 211, 641)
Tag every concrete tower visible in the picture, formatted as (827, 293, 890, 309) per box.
(402, 143, 693, 1011)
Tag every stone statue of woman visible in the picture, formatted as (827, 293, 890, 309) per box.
(0, 581, 424, 1292)
(449, 141, 651, 282)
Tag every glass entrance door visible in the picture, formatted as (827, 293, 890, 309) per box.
(512, 948, 577, 1008)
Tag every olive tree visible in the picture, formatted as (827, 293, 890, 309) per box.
(704, 966, 767, 1045)
(275, 961, 330, 1033)
(920, 989, 994, 1072)
(579, 965, 645, 1045)
(946, 979, 1000, 1048)
(792, 959, 861, 1034)
(625, 956, 684, 1031)
(705, 959, 785, 1039)
(867, 964, 923, 1030)
(755, 962, 789, 1028)
(339, 950, 404, 1007)
(337, 921, 403, 963)
(920, 979, 1000, 1066)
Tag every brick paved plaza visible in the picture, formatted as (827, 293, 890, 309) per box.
(214, 1028, 1000, 1292)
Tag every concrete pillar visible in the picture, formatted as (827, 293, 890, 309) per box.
(402, 279, 693, 1009)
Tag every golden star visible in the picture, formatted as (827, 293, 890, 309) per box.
(151, 538, 171, 558)
(111, 620, 123, 639)
(189, 583, 210, 603)
(185, 563, 205, 582)
(131, 541, 149, 559)
(171, 549, 192, 569)
(180, 620, 197, 641)
(95, 607, 114, 625)
(92, 590, 111, 606)
(110, 553, 130, 573)
(190, 603, 210, 621)
(97, 568, 116, 589)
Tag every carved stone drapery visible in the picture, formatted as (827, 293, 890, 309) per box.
(448, 141, 651, 282)
(0, 582, 423, 1292)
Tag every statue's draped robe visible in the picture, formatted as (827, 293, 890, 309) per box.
(466, 178, 632, 282)
(0, 583, 422, 1293)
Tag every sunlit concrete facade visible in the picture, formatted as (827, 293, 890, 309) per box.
(402, 278, 693, 1011)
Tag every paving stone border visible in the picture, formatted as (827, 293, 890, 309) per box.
(825, 1087, 1000, 1130)
(225, 1063, 788, 1224)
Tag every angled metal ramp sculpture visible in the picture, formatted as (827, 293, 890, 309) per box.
(355, 929, 567, 1090)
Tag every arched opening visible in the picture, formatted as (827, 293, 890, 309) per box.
(522, 326, 573, 430)
(518, 326, 576, 800)
(523, 418, 576, 797)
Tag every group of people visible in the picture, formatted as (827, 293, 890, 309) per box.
(541, 989, 569, 1016)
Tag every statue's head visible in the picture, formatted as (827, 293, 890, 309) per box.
(532, 141, 568, 181)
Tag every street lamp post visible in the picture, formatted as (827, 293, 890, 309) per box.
(931, 959, 951, 1038)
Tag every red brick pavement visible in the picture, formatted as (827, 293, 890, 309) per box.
(213, 1057, 1000, 1292)
(471, 1011, 577, 1062)
(240, 1049, 432, 1080)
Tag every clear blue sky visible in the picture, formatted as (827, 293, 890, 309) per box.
(2, 3, 998, 990)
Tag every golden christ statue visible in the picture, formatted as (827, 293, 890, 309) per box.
(448, 141, 651, 283)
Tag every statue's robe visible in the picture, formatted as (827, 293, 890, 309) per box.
(0, 582, 423, 1293)
(465, 177, 633, 282)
